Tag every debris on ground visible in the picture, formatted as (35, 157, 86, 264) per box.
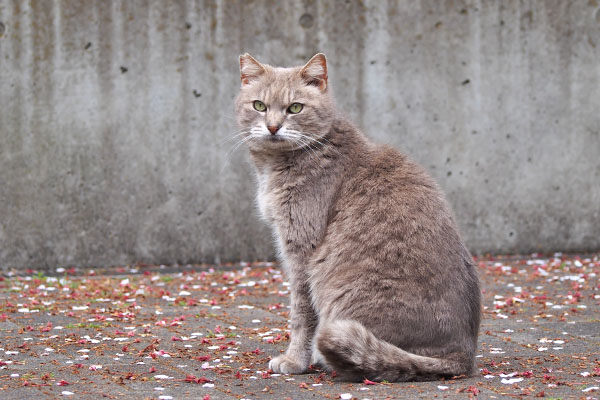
(0, 254, 598, 399)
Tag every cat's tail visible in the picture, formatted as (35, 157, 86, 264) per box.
(316, 319, 473, 382)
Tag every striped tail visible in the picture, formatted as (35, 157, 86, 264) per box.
(317, 319, 473, 382)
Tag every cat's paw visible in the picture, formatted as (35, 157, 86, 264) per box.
(268, 354, 307, 374)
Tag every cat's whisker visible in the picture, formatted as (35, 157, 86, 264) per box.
(285, 130, 342, 156)
(226, 134, 256, 158)
(286, 136, 323, 169)
(283, 130, 320, 147)
(293, 130, 337, 148)
(221, 125, 270, 149)
(303, 135, 341, 156)
(290, 137, 320, 163)
(297, 138, 323, 163)
(218, 129, 251, 146)
(219, 135, 256, 175)
(281, 132, 321, 162)
(287, 133, 333, 164)
(220, 127, 250, 136)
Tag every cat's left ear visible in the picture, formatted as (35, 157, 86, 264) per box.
(239, 53, 265, 86)
(300, 53, 328, 91)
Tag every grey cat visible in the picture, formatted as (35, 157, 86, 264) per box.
(235, 53, 481, 382)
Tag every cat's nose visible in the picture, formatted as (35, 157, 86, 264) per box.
(267, 125, 280, 135)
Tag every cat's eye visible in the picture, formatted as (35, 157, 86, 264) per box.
(253, 100, 266, 112)
(287, 103, 303, 114)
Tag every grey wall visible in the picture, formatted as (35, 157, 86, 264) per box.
(1, 0, 599, 269)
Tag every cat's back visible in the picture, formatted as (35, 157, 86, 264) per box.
(316, 138, 473, 278)
(313, 138, 472, 278)
(336, 142, 454, 239)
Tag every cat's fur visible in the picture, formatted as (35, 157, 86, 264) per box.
(235, 53, 481, 382)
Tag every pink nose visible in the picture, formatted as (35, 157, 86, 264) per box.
(267, 125, 280, 135)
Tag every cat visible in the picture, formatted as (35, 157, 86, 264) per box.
(235, 53, 481, 382)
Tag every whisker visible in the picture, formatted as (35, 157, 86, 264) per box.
(282, 133, 322, 164)
(219, 134, 255, 174)
(285, 129, 341, 155)
(228, 134, 255, 156)
(288, 132, 335, 158)
(287, 135, 319, 163)
(218, 129, 251, 146)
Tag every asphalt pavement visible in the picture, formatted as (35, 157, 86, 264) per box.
(0, 254, 599, 399)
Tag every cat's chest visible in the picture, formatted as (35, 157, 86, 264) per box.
(256, 167, 322, 257)
(256, 169, 272, 222)
(256, 168, 305, 223)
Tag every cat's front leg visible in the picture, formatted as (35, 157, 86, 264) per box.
(269, 273, 317, 374)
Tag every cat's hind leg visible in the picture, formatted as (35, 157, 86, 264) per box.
(310, 339, 333, 371)
(316, 319, 473, 382)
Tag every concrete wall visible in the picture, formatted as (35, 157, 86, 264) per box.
(1, 0, 599, 269)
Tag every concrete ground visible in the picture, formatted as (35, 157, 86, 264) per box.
(0, 254, 599, 399)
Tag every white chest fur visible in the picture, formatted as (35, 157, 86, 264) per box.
(255, 167, 272, 222)
(255, 166, 289, 259)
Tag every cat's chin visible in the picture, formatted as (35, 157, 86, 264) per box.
(248, 136, 300, 153)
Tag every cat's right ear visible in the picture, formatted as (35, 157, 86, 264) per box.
(239, 53, 265, 86)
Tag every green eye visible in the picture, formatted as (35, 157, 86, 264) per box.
(253, 100, 266, 112)
(287, 103, 303, 114)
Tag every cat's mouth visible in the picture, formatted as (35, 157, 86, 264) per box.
(248, 133, 305, 152)
(257, 134, 291, 147)
(263, 135, 305, 151)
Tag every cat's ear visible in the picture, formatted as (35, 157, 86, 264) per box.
(239, 53, 265, 86)
(300, 53, 328, 91)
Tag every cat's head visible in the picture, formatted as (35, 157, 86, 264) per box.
(235, 53, 335, 153)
